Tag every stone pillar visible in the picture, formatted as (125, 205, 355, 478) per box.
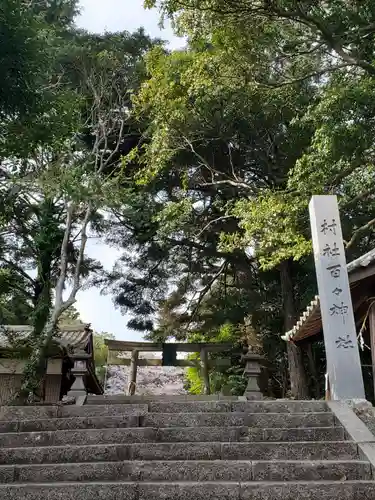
(242, 352, 264, 400)
(309, 195, 365, 400)
(200, 348, 210, 395)
(67, 359, 87, 400)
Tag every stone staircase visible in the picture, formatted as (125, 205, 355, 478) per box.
(0, 395, 374, 499)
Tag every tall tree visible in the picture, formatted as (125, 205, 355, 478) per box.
(138, 0, 375, 397)
(1, 0, 158, 400)
(0, 0, 47, 115)
(102, 40, 318, 396)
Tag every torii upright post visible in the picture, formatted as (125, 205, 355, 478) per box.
(128, 350, 139, 396)
(200, 348, 210, 395)
(309, 195, 365, 400)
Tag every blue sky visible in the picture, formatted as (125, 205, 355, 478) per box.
(75, 1, 182, 340)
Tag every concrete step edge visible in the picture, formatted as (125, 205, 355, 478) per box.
(1, 459, 369, 467)
(0, 440, 352, 450)
(0, 425, 343, 437)
(4, 410, 335, 419)
(2, 480, 375, 485)
(0, 459, 371, 483)
(0, 441, 359, 466)
(0, 411, 335, 425)
(0, 412, 336, 433)
(0, 426, 346, 448)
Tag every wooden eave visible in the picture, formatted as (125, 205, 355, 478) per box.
(285, 256, 375, 343)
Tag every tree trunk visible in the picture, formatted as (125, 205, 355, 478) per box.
(22, 199, 61, 401)
(18, 317, 58, 402)
(280, 259, 309, 399)
(32, 198, 60, 337)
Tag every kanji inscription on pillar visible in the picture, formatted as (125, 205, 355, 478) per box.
(309, 195, 365, 400)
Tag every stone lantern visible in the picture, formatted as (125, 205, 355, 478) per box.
(242, 350, 264, 400)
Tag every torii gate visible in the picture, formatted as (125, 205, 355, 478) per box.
(104, 340, 237, 395)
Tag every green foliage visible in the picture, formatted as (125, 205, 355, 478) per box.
(184, 354, 203, 394)
(4, 0, 375, 402)
(124, 0, 375, 398)
(0, 1, 159, 400)
(93, 332, 115, 383)
(0, 0, 46, 115)
(59, 305, 83, 325)
(141, 0, 375, 271)
(183, 325, 247, 396)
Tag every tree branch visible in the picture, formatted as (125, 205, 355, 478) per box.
(345, 217, 375, 249)
(197, 215, 235, 237)
(0, 258, 35, 286)
(53, 202, 75, 315)
(199, 179, 253, 190)
(185, 261, 227, 325)
(261, 63, 352, 88)
(341, 187, 375, 209)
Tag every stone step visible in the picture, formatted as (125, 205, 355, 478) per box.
(0, 402, 328, 422)
(86, 395, 240, 404)
(148, 401, 328, 414)
(0, 426, 345, 448)
(0, 415, 141, 433)
(232, 401, 328, 414)
(0, 406, 58, 422)
(0, 412, 335, 434)
(0, 405, 147, 422)
(148, 402, 233, 413)
(141, 412, 335, 428)
(0, 459, 371, 483)
(60, 405, 147, 418)
(1, 481, 375, 499)
(0, 441, 358, 464)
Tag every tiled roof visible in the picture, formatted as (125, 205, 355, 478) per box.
(0, 324, 91, 351)
(347, 247, 375, 273)
(282, 248, 375, 342)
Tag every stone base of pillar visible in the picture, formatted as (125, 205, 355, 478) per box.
(245, 391, 263, 400)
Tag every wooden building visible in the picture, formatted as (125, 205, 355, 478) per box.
(0, 324, 103, 404)
(282, 248, 375, 400)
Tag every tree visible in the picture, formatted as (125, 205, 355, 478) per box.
(93, 331, 115, 383)
(138, 0, 375, 397)
(0, 0, 47, 115)
(0, 0, 158, 400)
(143, 1, 375, 268)
(103, 39, 317, 397)
(16, 53, 141, 400)
(59, 305, 83, 326)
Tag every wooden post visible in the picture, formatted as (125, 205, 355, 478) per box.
(369, 304, 375, 401)
(200, 348, 210, 395)
(128, 350, 139, 396)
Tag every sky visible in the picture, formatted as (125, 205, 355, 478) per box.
(77, 0, 183, 49)
(75, 1, 183, 340)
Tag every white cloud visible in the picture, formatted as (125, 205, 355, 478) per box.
(77, 0, 185, 49)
